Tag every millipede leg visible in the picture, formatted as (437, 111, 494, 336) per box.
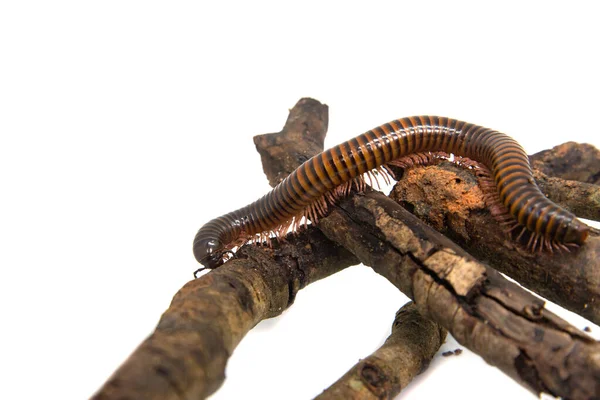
(516, 227, 528, 242)
(382, 164, 397, 179)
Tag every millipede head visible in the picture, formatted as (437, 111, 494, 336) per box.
(563, 218, 590, 246)
(193, 237, 225, 269)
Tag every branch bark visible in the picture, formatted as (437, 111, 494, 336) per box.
(253, 98, 448, 399)
(92, 98, 360, 400)
(317, 190, 600, 399)
(254, 97, 328, 186)
(253, 105, 600, 398)
(316, 302, 446, 400)
(390, 159, 600, 324)
(532, 168, 600, 222)
(530, 141, 600, 185)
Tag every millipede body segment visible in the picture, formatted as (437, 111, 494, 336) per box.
(193, 116, 590, 269)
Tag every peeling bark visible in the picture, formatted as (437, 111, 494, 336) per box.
(390, 160, 600, 324)
(317, 190, 600, 399)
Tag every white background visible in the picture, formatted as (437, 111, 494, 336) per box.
(1, 1, 599, 399)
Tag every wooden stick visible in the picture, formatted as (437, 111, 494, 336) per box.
(317, 190, 600, 399)
(530, 141, 600, 185)
(316, 302, 446, 400)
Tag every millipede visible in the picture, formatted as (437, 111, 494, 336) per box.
(193, 115, 591, 270)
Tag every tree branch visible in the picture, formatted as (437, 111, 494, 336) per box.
(92, 98, 358, 400)
(253, 98, 447, 399)
(316, 302, 446, 400)
(532, 168, 600, 221)
(530, 141, 600, 185)
(317, 190, 600, 399)
(390, 159, 600, 324)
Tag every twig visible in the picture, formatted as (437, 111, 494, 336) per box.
(253, 98, 447, 399)
(254, 97, 329, 186)
(530, 142, 600, 185)
(315, 302, 446, 400)
(532, 168, 600, 221)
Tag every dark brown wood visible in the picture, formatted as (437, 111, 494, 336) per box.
(532, 168, 600, 221)
(390, 160, 600, 324)
(317, 190, 600, 399)
(253, 100, 447, 399)
(93, 232, 358, 400)
(254, 110, 600, 399)
(530, 141, 600, 185)
(316, 302, 446, 400)
(253, 97, 329, 187)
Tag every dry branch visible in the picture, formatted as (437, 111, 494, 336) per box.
(530, 142, 600, 185)
(92, 98, 359, 400)
(253, 102, 600, 398)
(315, 302, 446, 400)
(532, 168, 600, 222)
(93, 234, 357, 400)
(254, 97, 328, 186)
(317, 190, 600, 399)
(253, 98, 447, 398)
(391, 159, 600, 324)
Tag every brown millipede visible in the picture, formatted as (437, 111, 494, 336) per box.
(193, 116, 590, 269)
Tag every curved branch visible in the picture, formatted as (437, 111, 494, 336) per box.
(92, 234, 358, 400)
(316, 302, 446, 400)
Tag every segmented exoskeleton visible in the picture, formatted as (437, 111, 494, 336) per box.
(193, 116, 590, 269)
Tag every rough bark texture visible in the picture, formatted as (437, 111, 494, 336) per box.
(317, 190, 600, 399)
(390, 160, 600, 324)
(316, 302, 447, 400)
(92, 98, 361, 400)
(254, 97, 329, 187)
(532, 168, 600, 222)
(92, 101, 600, 400)
(253, 99, 446, 399)
(93, 234, 357, 400)
(530, 142, 600, 185)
